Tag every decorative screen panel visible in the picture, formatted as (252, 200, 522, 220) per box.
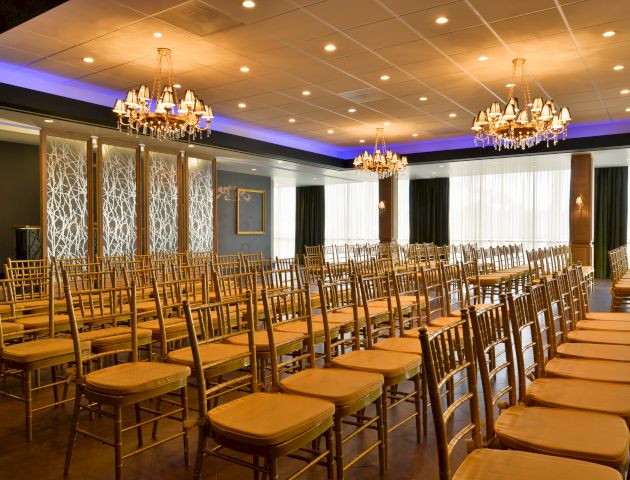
(102, 144, 137, 256)
(46, 136, 88, 259)
(148, 151, 178, 253)
(188, 157, 214, 252)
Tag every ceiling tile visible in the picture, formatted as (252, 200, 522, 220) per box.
(305, 0, 391, 30)
(428, 25, 500, 55)
(401, 1, 482, 37)
(490, 9, 567, 44)
(251, 9, 335, 43)
(344, 17, 418, 50)
(467, 0, 556, 22)
(0, 27, 72, 57)
(562, 0, 630, 29)
(372, 39, 442, 64)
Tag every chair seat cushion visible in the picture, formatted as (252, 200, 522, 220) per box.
(373, 337, 422, 355)
(85, 361, 190, 395)
(526, 378, 630, 419)
(545, 357, 630, 383)
(331, 349, 420, 380)
(0, 304, 12, 314)
(1, 322, 24, 335)
(2, 338, 90, 363)
(15, 299, 66, 311)
(576, 320, 630, 332)
(448, 304, 496, 318)
(167, 343, 249, 369)
(281, 368, 383, 406)
(429, 316, 461, 328)
(613, 284, 630, 293)
(495, 405, 629, 468)
(568, 330, 630, 345)
(225, 330, 304, 352)
(454, 448, 622, 480)
(274, 320, 339, 339)
(208, 392, 334, 446)
(136, 299, 156, 313)
(584, 312, 630, 322)
(139, 317, 199, 337)
(557, 342, 630, 362)
(15, 314, 70, 330)
(477, 274, 508, 285)
(77, 327, 152, 348)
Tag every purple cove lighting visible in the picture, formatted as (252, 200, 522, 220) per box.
(1, 60, 629, 159)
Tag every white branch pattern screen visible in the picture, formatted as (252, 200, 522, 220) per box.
(46, 136, 88, 259)
(187, 157, 214, 252)
(148, 151, 179, 253)
(102, 144, 137, 256)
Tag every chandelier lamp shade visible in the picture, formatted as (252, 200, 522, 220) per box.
(472, 58, 572, 150)
(353, 127, 408, 179)
(112, 48, 213, 141)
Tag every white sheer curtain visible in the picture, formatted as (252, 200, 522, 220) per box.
(397, 176, 410, 244)
(325, 182, 379, 245)
(449, 169, 570, 249)
(273, 186, 296, 258)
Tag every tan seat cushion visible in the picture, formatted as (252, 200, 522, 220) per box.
(495, 405, 629, 468)
(85, 361, 190, 395)
(585, 312, 630, 321)
(274, 320, 339, 339)
(331, 349, 420, 380)
(448, 304, 496, 318)
(429, 316, 461, 328)
(208, 392, 334, 446)
(136, 299, 156, 313)
(577, 320, 630, 332)
(225, 330, 304, 352)
(15, 299, 66, 311)
(613, 284, 630, 293)
(15, 314, 70, 330)
(139, 317, 199, 337)
(477, 274, 508, 285)
(526, 378, 630, 420)
(373, 337, 422, 355)
(454, 448, 622, 480)
(0, 304, 13, 314)
(1, 322, 24, 335)
(167, 343, 249, 369)
(557, 342, 630, 362)
(77, 326, 152, 349)
(568, 330, 630, 345)
(2, 338, 90, 363)
(545, 357, 630, 384)
(281, 368, 383, 406)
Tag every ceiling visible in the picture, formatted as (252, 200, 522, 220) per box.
(0, 0, 629, 155)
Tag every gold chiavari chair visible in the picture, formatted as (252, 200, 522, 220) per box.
(419, 316, 623, 480)
(183, 289, 336, 480)
(0, 278, 19, 335)
(123, 265, 168, 315)
(7, 259, 66, 314)
(303, 245, 321, 259)
(469, 300, 630, 473)
(266, 286, 385, 480)
(335, 244, 349, 263)
(275, 255, 298, 270)
(63, 279, 190, 480)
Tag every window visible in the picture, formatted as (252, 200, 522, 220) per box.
(325, 182, 379, 245)
(272, 185, 296, 258)
(449, 169, 570, 249)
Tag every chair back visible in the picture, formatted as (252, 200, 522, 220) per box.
(419, 265, 446, 322)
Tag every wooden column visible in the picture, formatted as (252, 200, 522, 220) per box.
(379, 175, 398, 243)
(570, 152, 593, 266)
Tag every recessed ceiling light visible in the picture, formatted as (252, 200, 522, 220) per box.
(613, 65, 625, 71)
(439, 164, 445, 168)
(327, 129, 334, 134)
(44, 119, 54, 123)
(384, 121, 391, 126)
(251, 168, 257, 171)
(313, 177, 318, 180)
(348, 108, 356, 113)
(242, 0, 255, 7)
(240, 66, 250, 73)
(82, 57, 94, 63)
(302, 90, 311, 96)
(435, 16, 449, 24)
(419, 96, 428, 101)
(153, 32, 162, 38)
(173, 83, 181, 88)
(412, 133, 418, 137)
(289, 118, 296, 123)
(603, 31, 616, 37)
(188, 144, 194, 148)
(449, 113, 457, 118)
(324, 43, 337, 52)
(238, 102, 247, 108)
(478, 55, 489, 61)
(277, 160, 284, 164)
(380, 74, 390, 81)
(505, 83, 516, 88)
(626, 107, 630, 112)
(359, 139, 365, 143)
(621, 89, 630, 95)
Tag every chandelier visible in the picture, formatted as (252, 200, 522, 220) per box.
(472, 58, 572, 150)
(353, 128, 408, 179)
(112, 48, 213, 141)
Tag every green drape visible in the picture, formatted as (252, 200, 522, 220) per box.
(594, 167, 628, 278)
(409, 177, 449, 245)
(295, 186, 325, 256)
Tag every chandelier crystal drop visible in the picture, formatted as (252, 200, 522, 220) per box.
(472, 58, 572, 150)
(353, 127, 408, 179)
(112, 48, 213, 141)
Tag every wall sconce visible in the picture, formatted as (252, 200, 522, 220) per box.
(378, 200, 386, 215)
(575, 194, 584, 214)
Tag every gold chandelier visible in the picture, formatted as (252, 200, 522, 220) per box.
(353, 128, 408, 179)
(472, 58, 572, 150)
(112, 48, 213, 141)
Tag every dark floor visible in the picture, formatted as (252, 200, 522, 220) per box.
(0, 279, 614, 480)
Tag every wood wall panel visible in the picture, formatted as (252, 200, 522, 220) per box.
(570, 152, 593, 266)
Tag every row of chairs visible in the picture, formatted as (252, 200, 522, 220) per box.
(609, 245, 630, 311)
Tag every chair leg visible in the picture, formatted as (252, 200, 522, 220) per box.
(192, 424, 207, 480)
(51, 366, 59, 404)
(269, 457, 279, 480)
(334, 414, 344, 480)
(64, 387, 82, 475)
(375, 395, 386, 475)
(23, 369, 32, 442)
(181, 386, 190, 466)
(134, 402, 143, 447)
(421, 373, 428, 436)
(151, 396, 162, 439)
(325, 428, 335, 480)
(381, 389, 388, 470)
(413, 375, 422, 443)
(114, 406, 123, 480)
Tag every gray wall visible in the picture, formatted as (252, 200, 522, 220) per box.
(0, 140, 40, 263)
(217, 170, 272, 257)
